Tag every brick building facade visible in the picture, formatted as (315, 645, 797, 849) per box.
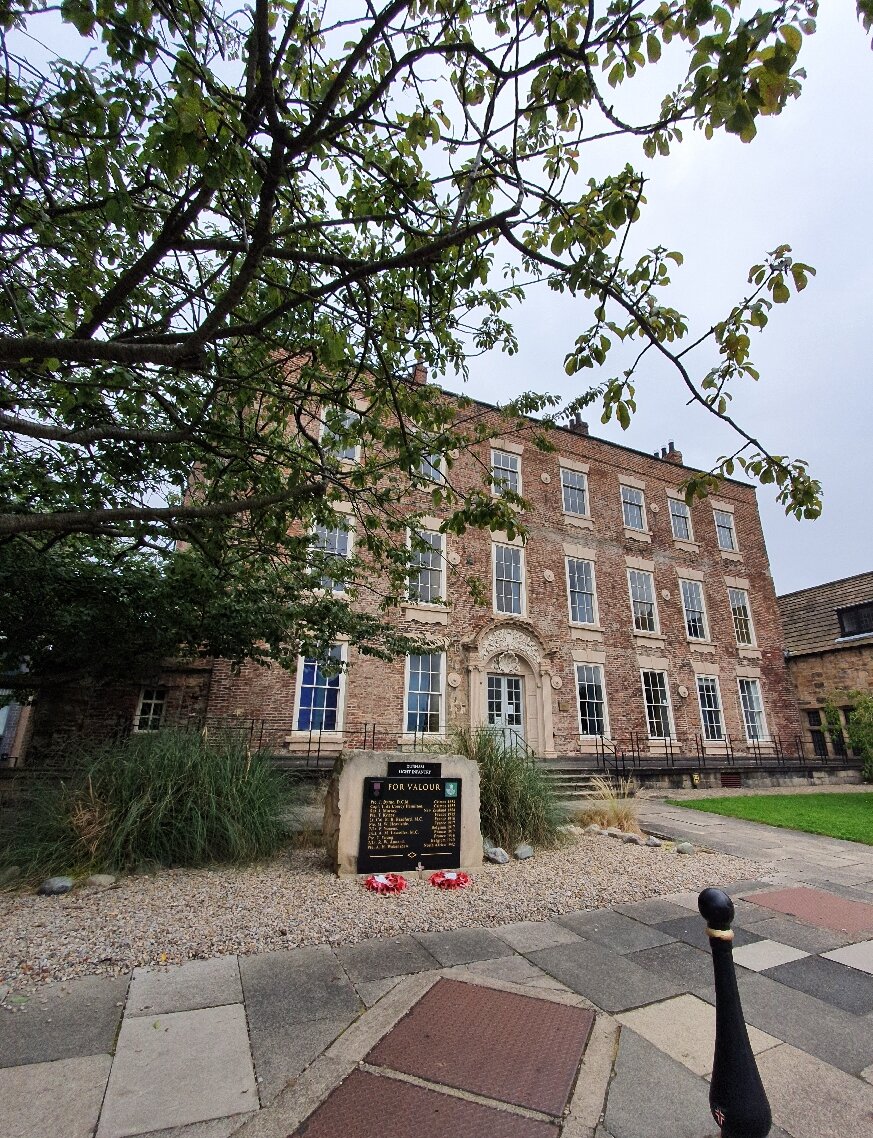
(26, 390, 801, 762)
(778, 571, 873, 759)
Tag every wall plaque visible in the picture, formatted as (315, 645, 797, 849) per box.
(386, 760, 442, 778)
(357, 777, 462, 874)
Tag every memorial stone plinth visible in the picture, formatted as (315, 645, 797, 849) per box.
(323, 750, 483, 876)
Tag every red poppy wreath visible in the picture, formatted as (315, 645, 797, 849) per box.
(363, 872, 408, 894)
(429, 870, 471, 889)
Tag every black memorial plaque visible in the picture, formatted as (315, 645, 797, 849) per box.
(357, 776, 461, 874)
(386, 760, 442, 778)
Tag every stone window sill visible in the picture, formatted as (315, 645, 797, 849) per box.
(720, 549, 743, 562)
(564, 514, 594, 530)
(689, 640, 716, 653)
(624, 527, 652, 543)
(633, 630, 665, 643)
(570, 625, 604, 642)
(674, 540, 699, 553)
(738, 646, 762, 659)
(402, 604, 449, 625)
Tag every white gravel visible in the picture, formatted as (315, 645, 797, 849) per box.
(0, 835, 767, 993)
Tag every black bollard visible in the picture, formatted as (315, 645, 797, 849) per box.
(698, 888, 772, 1138)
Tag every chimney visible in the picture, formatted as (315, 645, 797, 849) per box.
(663, 440, 683, 465)
(568, 413, 589, 436)
(410, 362, 428, 385)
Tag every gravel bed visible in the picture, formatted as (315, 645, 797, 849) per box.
(0, 835, 767, 993)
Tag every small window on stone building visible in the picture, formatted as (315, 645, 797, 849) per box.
(135, 688, 166, 732)
(669, 498, 693, 541)
(620, 485, 646, 531)
(806, 710, 828, 758)
(837, 602, 873, 638)
(714, 509, 738, 552)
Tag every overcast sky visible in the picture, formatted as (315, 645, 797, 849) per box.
(458, 3, 872, 597)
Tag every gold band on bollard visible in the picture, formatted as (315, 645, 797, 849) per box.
(706, 927, 735, 941)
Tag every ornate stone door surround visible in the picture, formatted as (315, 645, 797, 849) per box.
(465, 621, 557, 757)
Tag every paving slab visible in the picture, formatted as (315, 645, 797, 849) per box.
(366, 978, 594, 1116)
(136, 1119, 243, 1138)
(822, 939, 873, 975)
(554, 910, 676, 955)
(624, 941, 715, 997)
(0, 1053, 112, 1138)
(601, 1028, 715, 1138)
(614, 898, 696, 926)
(0, 974, 129, 1067)
(756, 1043, 873, 1138)
(702, 971, 873, 1075)
(748, 914, 855, 954)
(732, 939, 809, 972)
(748, 886, 873, 933)
(335, 934, 440, 982)
(355, 977, 402, 1008)
(457, 954, 571, 989)
(654, 914, 762, 953)
(97, 1003, 257, 1138)
(127, 957, 242, 1016)
(616, 994, 780, 1076)
(240, 945, 361, 1026)
(762, 954, 873, 1015)
(492, 919, 582, 952)
(526, 939, 685, 1013)
(412, 926, 516, 967)
(289, 1068, 558, 1138)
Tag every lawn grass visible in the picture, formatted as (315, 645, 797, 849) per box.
(666, 792, 873, 845)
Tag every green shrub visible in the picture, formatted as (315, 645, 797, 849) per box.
(2, 730, 294, 877)
(452, 727, 564, 849)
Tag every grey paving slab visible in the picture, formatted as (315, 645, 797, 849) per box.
(702, 971, 873, 1075)
(0, 974, 129, 1068)
(526, 939, 685, 1013)
(97, 1004, 257, 1138)
(133, 1118, 242, 1138)
(335, 933, 440, 982)
(412, 926, 516, 967)
(492, 919, 582, 952)
(239, 946, 362, 1106)
(354, 977, 402, 1008)
(239, 945, 361, 1025)
(748, 914, 855, 954)
(757, 1043, 873, 1138)
(762, 954, 873, 1015)
(614, 898, 697, 926)
(624, 941, 716, 997)
(554, 910, 676, 955)
(729, 898, 779, 927)
(616, 994, 780, 1075)
(602, 1028, 714, 1138)
(127, 957, 242, 1016)
(455, 954, 568, 989)
(0, 1054, 112, 1138)
(654, 914, 763, 952)
(822, 939, 873, 975)
(732, 939, 809, 972)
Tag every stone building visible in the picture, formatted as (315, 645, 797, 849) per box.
(26, 391, 802, 762)
(778, 571, 873, 759)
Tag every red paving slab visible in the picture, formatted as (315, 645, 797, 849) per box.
(365, 978, 594, 1116)
(289, 1068, 558, 1138)
(747, 887, 873, 934)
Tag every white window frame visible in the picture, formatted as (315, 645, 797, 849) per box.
(621, 485, 647, 531)
(321, 407, 361, 463)
(491, 448, 521, 495)
(312, 522, 352, 594)
(640, 669, 674, 739)
(669, 498, 694, 542)
(560, 467, 590, 518)
(627, 568, 659, 634)
(493, 542, 525, 615)
(293, 644, 346, 734)
(416, 451, 445, 483)
(714, 509, 738, 552)
(576, 663, 609, 738)
(679, 578, 709, 641)
(737, 677, 768, 742)
(728, 587, 756, 647)
(407, 528, 445, 605)
(696, 675, 725, 742)
(404, 651, 446, 737)
(565, 557, 598, 626)
(134, 687, 166, 732)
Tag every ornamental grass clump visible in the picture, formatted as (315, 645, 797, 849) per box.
(572, 775, 640, 833)
(3, 730, 293, 877)
(453, 727, 563, 850)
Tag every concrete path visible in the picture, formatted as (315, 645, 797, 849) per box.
(2, 810, 873, 1138)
